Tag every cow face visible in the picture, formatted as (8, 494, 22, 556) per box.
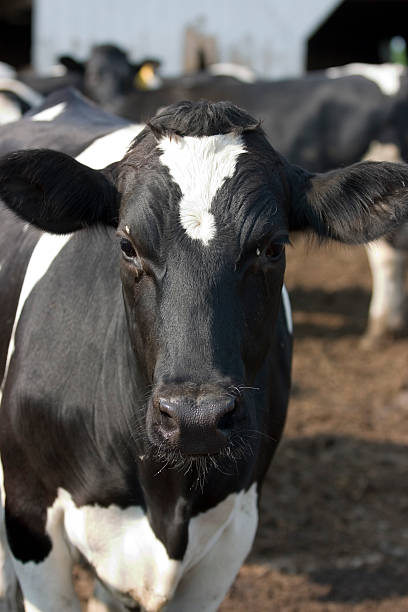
(1, 100, 408, 462)
(116, 103, 290, 456)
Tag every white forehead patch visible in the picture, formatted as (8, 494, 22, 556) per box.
(158, 133, 246, 245)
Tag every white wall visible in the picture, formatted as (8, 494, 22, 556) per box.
(33, 0, 341, 78)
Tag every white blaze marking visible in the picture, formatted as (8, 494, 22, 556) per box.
(0, 234, 72, 399)
(158, 133, 246, 245)
(31, 102, 67, 122)
(281, 285, 292, 334)
(326, 63, 404, 96)
(76, 124, 144, 169)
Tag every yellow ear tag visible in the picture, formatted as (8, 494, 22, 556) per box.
(134, 64, 155, 90)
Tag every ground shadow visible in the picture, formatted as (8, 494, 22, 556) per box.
(289, 286, 371, 338)
(253, 433, 408, 604)
(310, 562, 408, 602)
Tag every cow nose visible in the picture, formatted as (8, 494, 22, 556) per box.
(156, 396, 237, 454)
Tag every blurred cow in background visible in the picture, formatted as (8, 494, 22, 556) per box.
(19, 44, 161, 106)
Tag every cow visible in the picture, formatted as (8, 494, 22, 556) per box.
(0, 79, 42, 125)
(1, 89, 408, 612)
(19, 44, 161, 108)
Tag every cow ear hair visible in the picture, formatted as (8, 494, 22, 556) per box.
(0, 149, 119, 234)
(289, 161, 408, 244)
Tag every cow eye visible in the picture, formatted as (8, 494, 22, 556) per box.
(265, 243, 284, 260)
(120, 238, 137, 259)
(256, 243, 284, 261)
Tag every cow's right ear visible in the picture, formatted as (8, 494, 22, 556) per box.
(288, 161, 408, 244)
(0, 149, 119, 233)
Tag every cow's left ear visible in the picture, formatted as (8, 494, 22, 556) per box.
(0, 149, 119, 233)
(289, 161, 408, 243)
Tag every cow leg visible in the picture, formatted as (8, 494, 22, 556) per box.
(6, 499, 81, 612)
(364, 239, 407, 346)
(0, 520, 22, 612)
(0, 461, 23, 611)
(165, 484, 258, 612)
(11, 548, 81, 612)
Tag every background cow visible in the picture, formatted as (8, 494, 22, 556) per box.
(1, 91, 408, 611)
(19, 44, 161, 107)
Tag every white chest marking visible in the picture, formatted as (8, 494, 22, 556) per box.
(76, 124, 144, 169)
(326, 63, 404, 96)
(0, 233, 72, 399)
(31, 102, 67, 121)
(158, 133, 246, 245)
(54, 484, 257, 612)
(281, 285, 293, 334)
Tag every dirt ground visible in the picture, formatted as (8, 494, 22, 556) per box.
(220, 235, 408, 611)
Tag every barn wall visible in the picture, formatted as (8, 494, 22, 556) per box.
(33, 0, 340, 78)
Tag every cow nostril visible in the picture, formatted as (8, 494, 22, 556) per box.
(216, 400, 236, 433)
(158, 399, 178, 432)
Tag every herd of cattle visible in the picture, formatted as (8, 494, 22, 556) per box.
(1, 45, 408, 611)
(3, 45, 408, 345)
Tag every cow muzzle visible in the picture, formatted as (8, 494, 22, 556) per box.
(149, 385, 239, 455)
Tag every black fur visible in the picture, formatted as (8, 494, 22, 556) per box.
(0, 149, 119, 232)
(290, 160, 408, 243)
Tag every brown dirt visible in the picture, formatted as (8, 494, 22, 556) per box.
(220, 236, 408, 611)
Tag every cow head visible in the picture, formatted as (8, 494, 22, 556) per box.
(59, 45, 162, 107)
(1, 100, 408, 465)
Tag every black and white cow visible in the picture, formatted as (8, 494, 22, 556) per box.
(1, 90, 408, 612)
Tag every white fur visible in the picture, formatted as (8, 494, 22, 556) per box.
(158, 133, 246, 245)
(362, 140, 402, 163)
(0, 63, 16, 79)
(0, 78, 43, 109)
(0, 93, 23, 124)
(208, 63, 256, 83)
(366, 238, 407, 331)
(31, 102, 67, 122)
(326, 63, 404, 96)
(76, 124, 144, 169)
(0, 233, 72, 399)
(37, 483, 258, 612)
(281, 285, 293, 334)
(165, 483, 258, 612)
(0, 461, 21, 610)
(11, 490, 81, 612)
